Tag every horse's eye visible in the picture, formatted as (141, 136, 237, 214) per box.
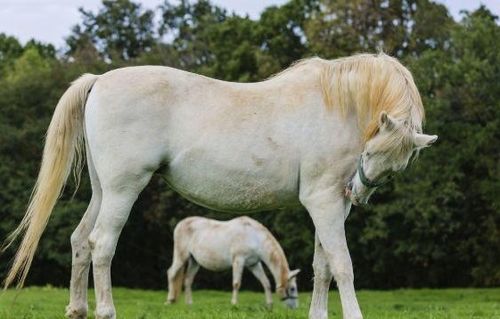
(366, 152, 371, 157)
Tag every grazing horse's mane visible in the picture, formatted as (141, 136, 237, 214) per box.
(267, 232, 290, 289)
(274, 53, 425, 150)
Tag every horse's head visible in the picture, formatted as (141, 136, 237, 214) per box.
(280, 268, 300, 309)
(346, 111, 437, 206)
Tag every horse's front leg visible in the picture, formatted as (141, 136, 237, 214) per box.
(309, 233, 333, 319)
(248, 262, 273, 308)
(301, 191, 362, 319)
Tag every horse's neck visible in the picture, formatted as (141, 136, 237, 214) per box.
(260, 238, 289, 290)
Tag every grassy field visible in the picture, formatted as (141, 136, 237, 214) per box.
(0, 287, 498, 319)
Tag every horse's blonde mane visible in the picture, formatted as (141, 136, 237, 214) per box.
(269, 53, 424, 147)
(320, 53, 425, 144)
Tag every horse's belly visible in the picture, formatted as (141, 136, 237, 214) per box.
(189, 235, 233, 271)
(164, 151, 300, 212)
(192, 250, 231, 271)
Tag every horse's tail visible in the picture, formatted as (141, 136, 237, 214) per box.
(3, 73, 99, 289)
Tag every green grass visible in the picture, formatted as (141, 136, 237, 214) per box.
(0, 287, 498, 318)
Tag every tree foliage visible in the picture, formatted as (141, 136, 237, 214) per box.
(67, 0, 156, 60)
(0, 0, 498, 290)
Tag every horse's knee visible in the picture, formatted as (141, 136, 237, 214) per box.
(232, 281, 241, 290)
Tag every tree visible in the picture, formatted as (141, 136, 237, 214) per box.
(305, 0, 454, 58)
(67, 0, 156, 61)
(0, 34, 23, 76)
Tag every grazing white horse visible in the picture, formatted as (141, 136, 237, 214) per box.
(4, 53, 437, 319)
(166, 216, 300, 308)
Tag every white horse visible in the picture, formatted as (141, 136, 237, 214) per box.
(166, 216, 300, 308)
(4, 53, 437, 319)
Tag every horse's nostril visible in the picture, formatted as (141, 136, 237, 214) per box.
(347, 181, 353, 190)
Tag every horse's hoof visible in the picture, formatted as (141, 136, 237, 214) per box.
(165, 299, 176, 305)
(65, 304, 87, 319)
(95, 306, 116, 319)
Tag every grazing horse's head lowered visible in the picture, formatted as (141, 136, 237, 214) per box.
(279, 268, 301, 309)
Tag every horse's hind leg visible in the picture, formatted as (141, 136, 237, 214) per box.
(66, 148, 102, 319)
(166, 240, 190, 304)
(65, 196, 101, 319)
(231, 256, 245, 305)
(89, 170, 154, 319)
(184, 257, 200, 305)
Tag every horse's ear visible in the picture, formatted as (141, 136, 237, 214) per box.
(414, 133, 438, 148)
(378, 111, 395, 131)
(288, 269, 301, 280)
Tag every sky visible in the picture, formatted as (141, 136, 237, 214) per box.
(0, 0, 498, 47)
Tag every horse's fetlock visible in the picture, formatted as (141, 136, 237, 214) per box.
(95, 305, 115, 319)
(65, 304, 88, 319)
